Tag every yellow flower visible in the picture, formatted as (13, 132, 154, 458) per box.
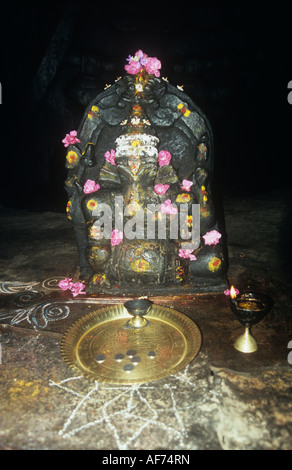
(177, 102, 191, 116)
(87, 105, 99, 120)
(86, 199, 98, 211)
(130, 259, 150, 272)
(66, 199, 72, 220)
(131, 140, 140, 147)
(89, 225, 102, 239)
(66, 150, 79, 168)
(200, 207, 210, 218)
(208, 257, 221, 272)
(176, 193, 191, 203)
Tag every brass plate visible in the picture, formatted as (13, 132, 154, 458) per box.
(61, 304, 202, 384)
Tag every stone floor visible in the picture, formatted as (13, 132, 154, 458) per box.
(0, 188, 292, 451)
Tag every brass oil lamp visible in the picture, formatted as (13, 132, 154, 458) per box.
(229, 286, 273, 353)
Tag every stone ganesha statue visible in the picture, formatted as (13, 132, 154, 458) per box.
(63, 50, 227, 294)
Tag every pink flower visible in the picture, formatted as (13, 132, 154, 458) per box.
(135, 49, 148, 65)
(161, 199, 178, 215)
(125, 50, 162, 76)
(154, 183, 170, 195)
(181, 179, 193, 192)
(125, 50, 148, 74)
(179, 249, 197, 261)
(83, 179, 100, 194)
(224, 287, 240, 297)
(125, 60, 143, 75)
(158, 150, 172, 167)
(58, 278, 73, 290)
(58, 278, 86, 297)
(104, 149, 116, 166)
(144, 57, 161, 77)
(62, 130, 81, 147)
(203, 230, 222, 246)
(111, 229, 123, 246)
(70, 282, 86, 297)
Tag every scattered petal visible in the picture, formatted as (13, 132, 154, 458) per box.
(70, 282, 86, 297)
(58, 278, 73, 290)
(58, 278, 86, 297)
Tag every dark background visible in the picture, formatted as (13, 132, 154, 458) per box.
(0, 1, 291, 212)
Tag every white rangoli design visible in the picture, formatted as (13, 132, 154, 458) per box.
(49, 364, 214, 450)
